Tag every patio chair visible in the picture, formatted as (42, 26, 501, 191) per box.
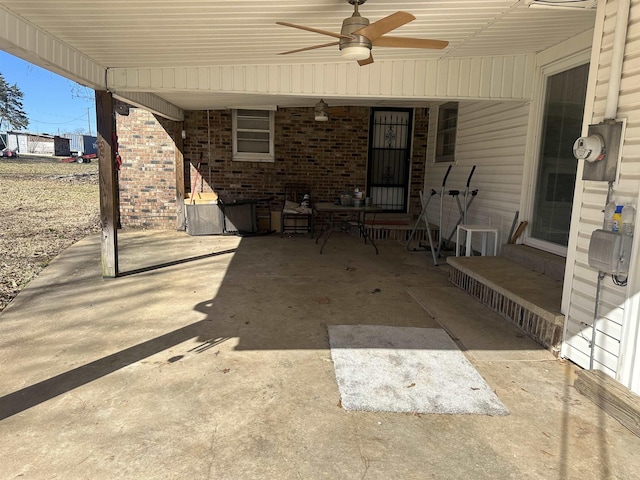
(281, 184, 314, 238)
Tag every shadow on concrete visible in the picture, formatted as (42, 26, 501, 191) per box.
(0, 231, 628, 478)
(118, 249, 237, 277)
(0, 320, 213, 420)
(0, 232, 539, 418)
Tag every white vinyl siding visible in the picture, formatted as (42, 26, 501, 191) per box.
(425, 100, 530, 252)
(107, 55, 537, 105)
(562, 1, 640, 382)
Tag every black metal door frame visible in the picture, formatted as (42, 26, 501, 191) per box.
(366, 107, 413, 212)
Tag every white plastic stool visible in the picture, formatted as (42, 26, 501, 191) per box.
(456, 224, 499, 257)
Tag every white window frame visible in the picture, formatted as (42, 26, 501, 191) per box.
(523, 51, 591, 257)
(434, 102, 458, 163)
(232, 109, 275, 162)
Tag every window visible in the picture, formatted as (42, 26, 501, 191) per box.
(232, 109, 274, 162)
(435, 102, 458, 163)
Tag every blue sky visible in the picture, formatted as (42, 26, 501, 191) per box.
(0, 51, 96, 135)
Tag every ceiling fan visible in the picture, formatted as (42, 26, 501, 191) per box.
(276, 0, 448, 66)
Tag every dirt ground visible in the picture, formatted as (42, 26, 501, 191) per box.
(0, 155, 100, 312)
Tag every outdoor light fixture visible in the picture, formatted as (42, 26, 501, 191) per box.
(181, 129, 187, 140)
(115, 102, 130, 116)
(314, 99, 329, 122)
(525, 0, 597, 9)
(340, 46, 371, 61)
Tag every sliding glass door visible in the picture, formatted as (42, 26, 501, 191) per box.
(530, 63, 589, 250)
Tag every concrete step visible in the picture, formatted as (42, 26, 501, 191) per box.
(501, 244, 566, 282)
(349, 213, 439, 242)
(446, 255, 564, 356)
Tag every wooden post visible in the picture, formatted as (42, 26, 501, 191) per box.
(95, 90, 119, 278)
(175, 122, 186, 231)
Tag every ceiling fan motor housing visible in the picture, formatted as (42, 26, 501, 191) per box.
(276, 0, 447, 65)
(339, 15, 372, 51)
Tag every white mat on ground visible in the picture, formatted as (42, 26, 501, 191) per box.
(328, 325, 509, 415)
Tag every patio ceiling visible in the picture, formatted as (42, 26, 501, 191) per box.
(0, 0, 597, 112)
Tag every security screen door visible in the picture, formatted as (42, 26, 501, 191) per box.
(530, 63, 589, 249)
(367, 108, 413, 212)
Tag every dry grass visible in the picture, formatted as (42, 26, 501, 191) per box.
(0, 155, 100, 312)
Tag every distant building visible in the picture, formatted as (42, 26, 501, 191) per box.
(5, 131, 71, 156)
(3, 131, 98, 156)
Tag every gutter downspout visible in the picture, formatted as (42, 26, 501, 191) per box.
(603, 0, 630, 121)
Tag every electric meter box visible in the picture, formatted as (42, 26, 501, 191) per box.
(582, 121, 623, 182)
(588, 229, 623, 274)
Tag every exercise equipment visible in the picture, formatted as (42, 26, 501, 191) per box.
(406, 164, 452, 265)
(407, 165, 478, 265)
(442, 165, 478, 249)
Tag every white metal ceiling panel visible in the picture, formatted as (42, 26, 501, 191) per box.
(0, 0, 597, 111)
(0, 1, 596, 67)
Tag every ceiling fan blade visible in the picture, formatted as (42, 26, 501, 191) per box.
(357, 54, 374, 66)
(277, 41, 340, 55)
(353, 11, 415, 41)
(276, 22, 353, 40)
(373, 36, 449, 50)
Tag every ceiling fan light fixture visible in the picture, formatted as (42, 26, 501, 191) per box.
(276, 0, 446, 67)
(341, 45, 370, 61)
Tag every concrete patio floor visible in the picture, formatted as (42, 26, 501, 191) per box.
(0, 230, 639, 479)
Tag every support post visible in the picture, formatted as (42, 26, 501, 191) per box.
(96, 90, 119, 278)
(175, 122, 186, 231)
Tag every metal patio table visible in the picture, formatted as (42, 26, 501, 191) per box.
(314, 202, 383, 254)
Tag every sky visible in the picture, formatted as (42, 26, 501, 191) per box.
(0, 51, 96, 135)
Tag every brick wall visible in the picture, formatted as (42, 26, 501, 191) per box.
(411, 108, 429, 217)
(183, 106, 428, 218)
(116, 108, 178, 229)
(116, 106, 429, 230)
